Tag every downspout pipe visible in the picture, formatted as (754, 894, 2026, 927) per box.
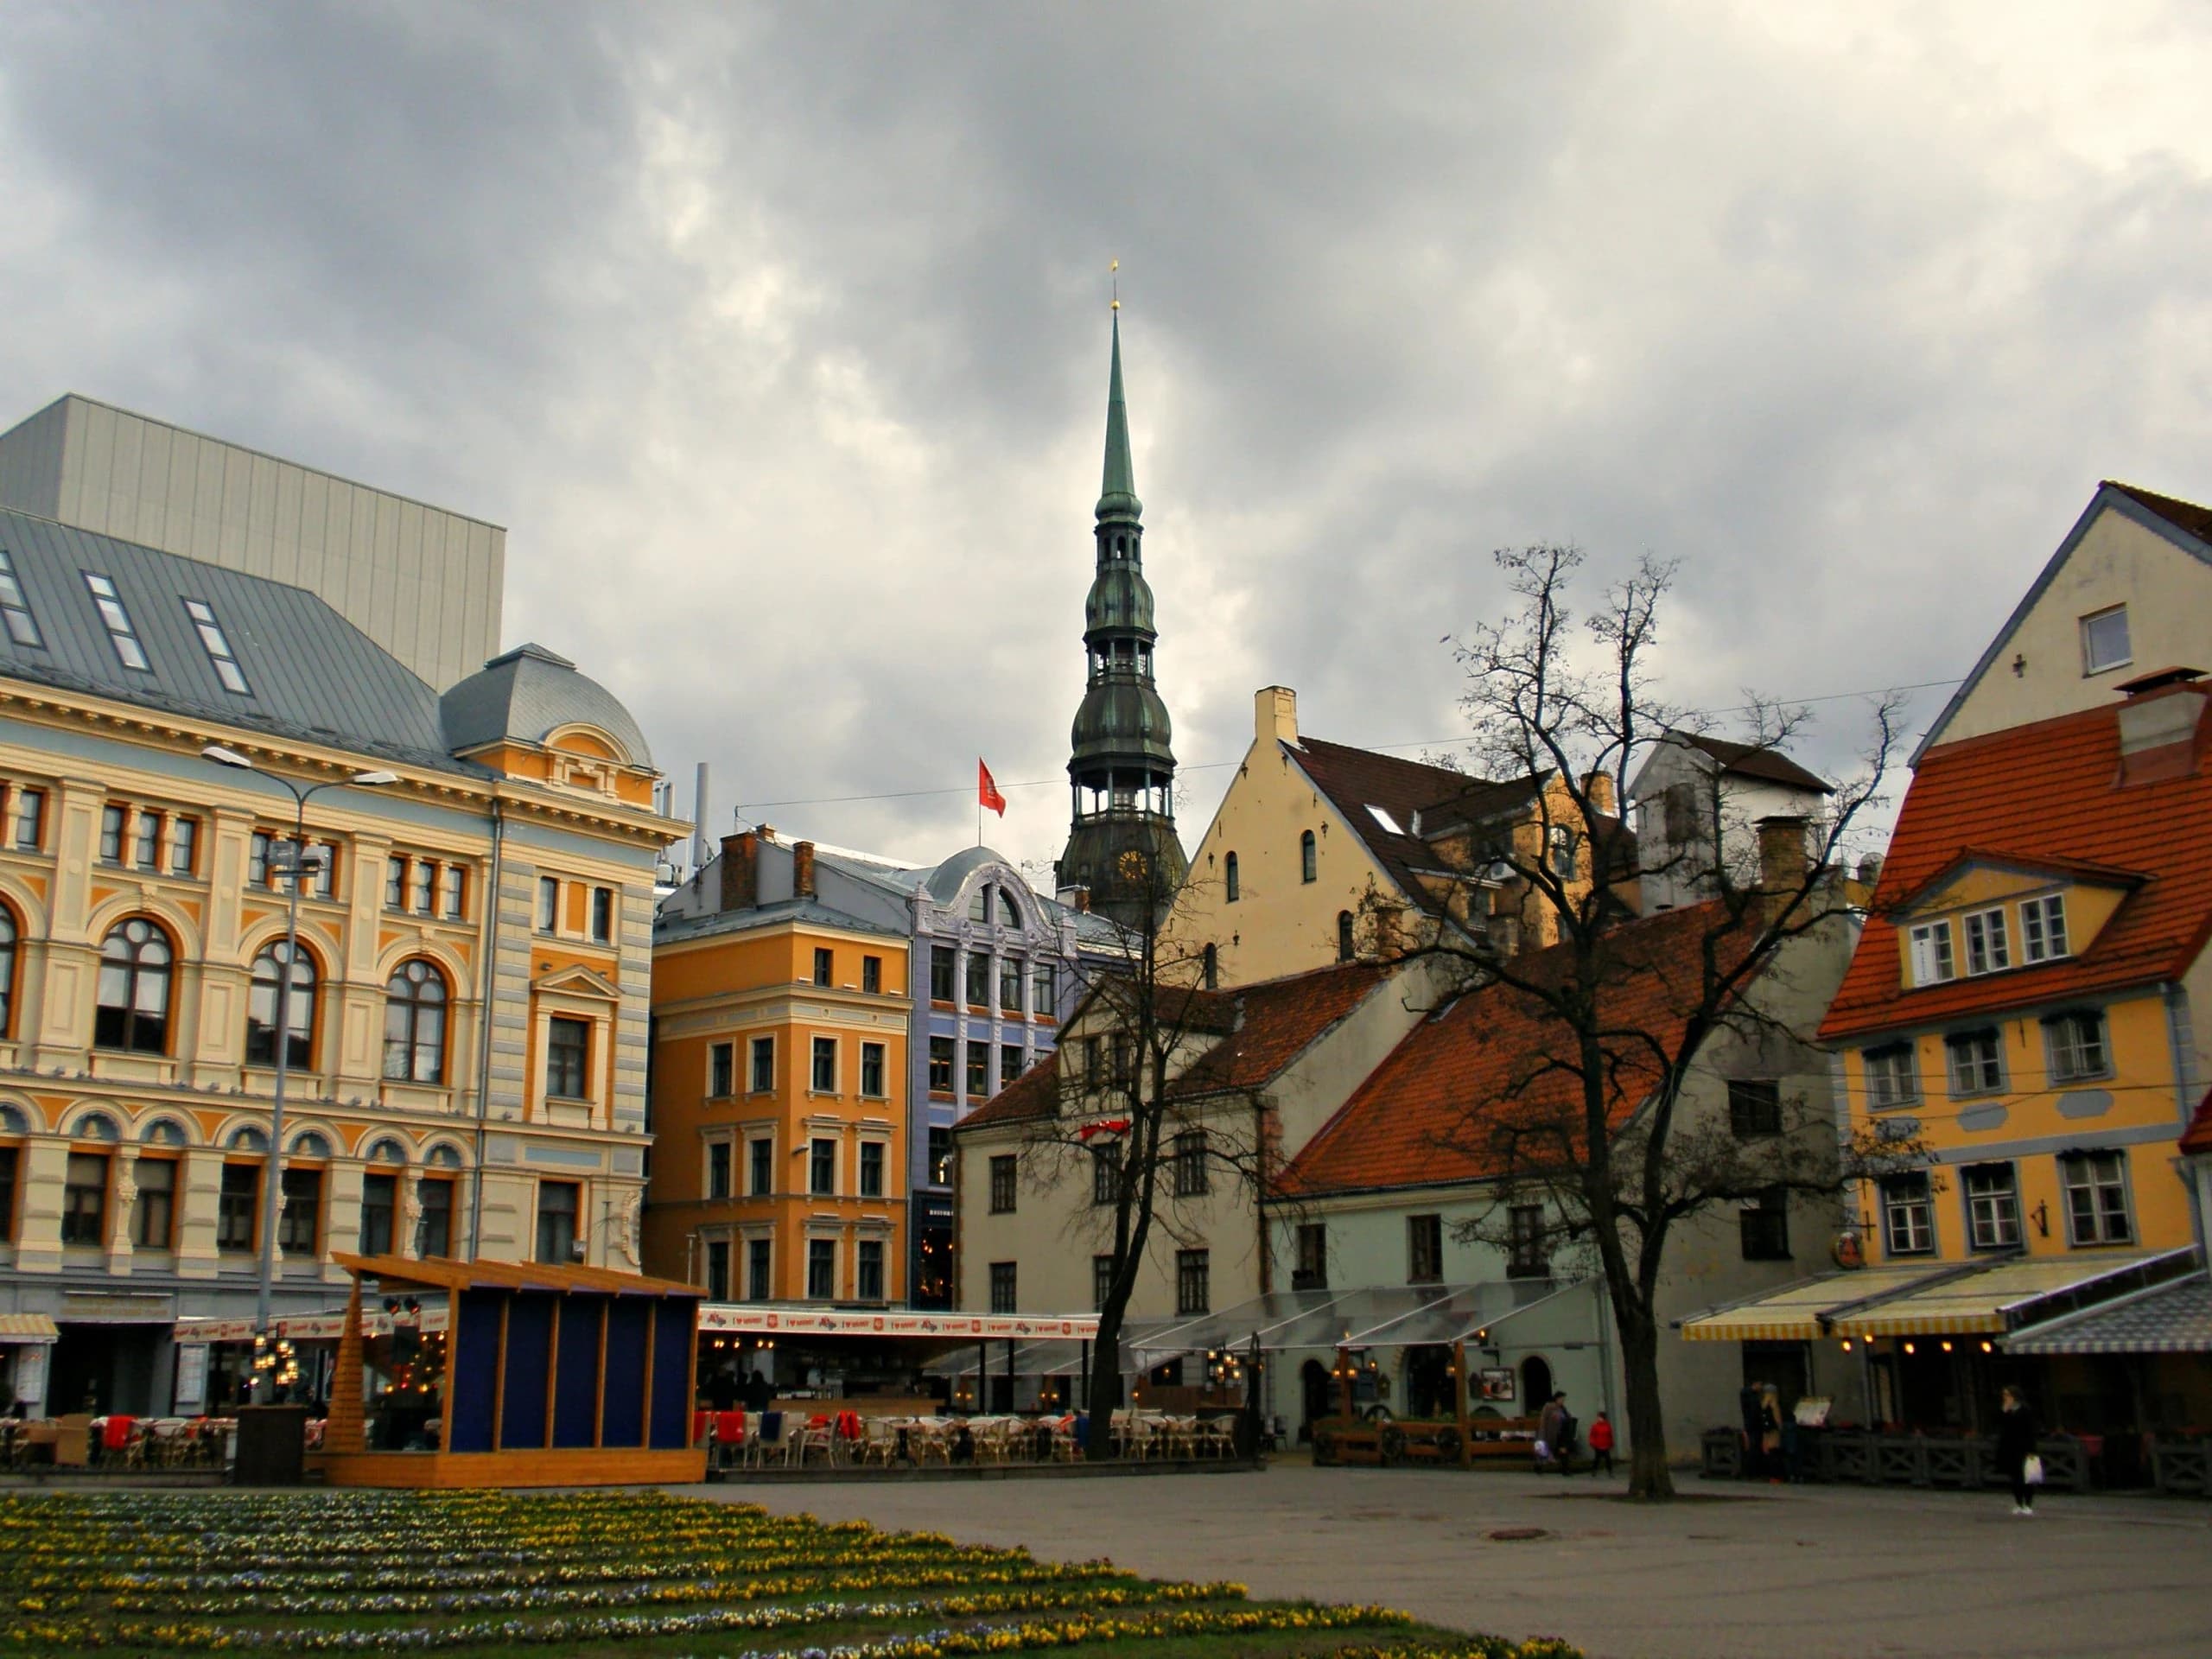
(468, 796, 506, 1259)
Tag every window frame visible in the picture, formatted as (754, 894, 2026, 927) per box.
(381, 958, 448, 1084)
(1173, 1129, 1209, 1198)
(182, 597, 251, 694)
(589, 886, 614, 944)
(997, 955, 1023, 1014)
(84, 573, 150, 671)
(216, 1160, 260, 1253)
(988, 1260, 1018, 1314)
(2080, 603, 2131, 675)
(809, 1136, 837, 1196)
(812, 946, 834, 987)
(1738, 1186, 1791, 1262)
(706, 1140, 732, 1201)
(988, 1154, 1017, 1214)
(806, 1236, 837, 1300)
(930, 945, 955, 1001)
(245, 939, 318, 1071)
(1962, 906, 2011, 976)
(2044, 1009, 2111, 1084)
(1224, 852, 1240, 903)
(2060, 1150, 2134, 1247)
(1908, 919, 1955, 986)
(749, 1034, 774, 1094)
(534, 1179, 581, 1265)
(536, 875, 560, 932)
(1300, 829, 1317, 884)
(94, 917, 173, 1054)
(810, 1034, 837, 1094)
(1961, 1161, 2023, 1252)
(856, 1237, 885, 1301)
(0, 550, 42, 647)
(1880, 1172, 1936, 1256)
(1407, 1212, 1443, 1283)
(544, 1016, 591, 1101)
(748, 1136, 774, 1198)
(927, 1036, 954, 1095)
(861, 954, 882, 995)
(1863, 1041, 1920, 1109)
(130, 1154, 178, 1250)
(859, 1139, 886, 1199)
(61, 1151, 110, 1246)
(1175, 1248, 1211, 1316)
(1727, 1078, 1783, 1139)
(2020, 893, 2069, 963)
(1507, 1204, 1548, 1278)
(276, 1163, 323, 1256)
(1945, 1027, 2005, 1097)
(709, 1041, 734, 1099)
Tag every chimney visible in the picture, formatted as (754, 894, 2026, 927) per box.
(692, 762, 710, 872)
(793, 840, 817, 899)
(1756, 815, 1811, 909)
(719, 831, 760, 912)
(2115, 668, 2209, 785)
(1581, 771, 1616, 816)
(1257, 685, 1300, 748)
(1068, 886, 1092, 913)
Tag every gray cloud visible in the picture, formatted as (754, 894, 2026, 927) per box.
(3, 2, 2207, 874)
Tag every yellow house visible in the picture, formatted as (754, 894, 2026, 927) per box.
(1816, 671, 2212, 1427)
(0, 508, 677, 1418)
(1160, 686, 1619, 986)
(645, 833, 910, 1309)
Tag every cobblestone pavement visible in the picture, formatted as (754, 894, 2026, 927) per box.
(698, 1461, 2211, 1659)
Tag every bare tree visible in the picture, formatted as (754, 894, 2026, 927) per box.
(1376, 544, 1923, 1498)
(1006, 866, 1284, 1459)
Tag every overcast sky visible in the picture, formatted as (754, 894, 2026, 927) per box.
(3, 3, 2208, 880)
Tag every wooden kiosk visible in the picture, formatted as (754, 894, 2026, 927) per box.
(318, 1252, 708, 1489)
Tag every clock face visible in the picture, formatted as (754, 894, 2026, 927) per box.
(1117, 849, 1148, 883)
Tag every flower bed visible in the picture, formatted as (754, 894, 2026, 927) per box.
(0, 1491, 1580, 1657)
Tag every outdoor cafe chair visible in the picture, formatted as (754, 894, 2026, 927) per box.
(746, 1410, 785, 1467)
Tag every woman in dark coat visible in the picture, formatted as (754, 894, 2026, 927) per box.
(1995, 1385, 2038, 1515)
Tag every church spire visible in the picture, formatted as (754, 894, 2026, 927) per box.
(1056, 299, 1188, 933)
(1097, 312, 1141, 521)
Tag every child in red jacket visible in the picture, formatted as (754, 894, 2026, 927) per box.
(1587, 1411, 1615, 1476)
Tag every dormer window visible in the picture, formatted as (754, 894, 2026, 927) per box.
(2021, 894, 2069, 963)
(1908, 920, 1955, 985)
(1962, 907, 2010, 976)
(0, 551, 42, 647)
(183, 599, 250, 694)
(83, 573, 149, 671)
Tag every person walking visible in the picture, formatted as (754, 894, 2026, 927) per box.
(1587, 1410, 1615, 1477)
(1537, 1391, 1572, 1473)
(1996, 1385, 2040, 1516)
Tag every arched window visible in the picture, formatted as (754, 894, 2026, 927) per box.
(969, 888, 989, 923)
(1202, 944, 1219, 990)
(998, 888, 1020, 927)
(73, 1111, 121, 1141)
(289, 1130, 333, 1160)
(246, 941, 316, 1070)
(1337, 911, 1356, 963)
(383, 958, 448, 1084)
(226, 1125, 269, 1152)
(0, 906, 16, 1037)
(365, 1137, 408, 1165)
(142, 1118, 188, 1146)
(1300, 830, 1317, 885)
(95, 917, 171, 1052)
(1224, 854, 1240, 903)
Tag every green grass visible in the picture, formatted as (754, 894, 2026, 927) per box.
(0, 1491, 1580, 1657)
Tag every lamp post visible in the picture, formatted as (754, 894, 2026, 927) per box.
(202, 744, 399, 1401)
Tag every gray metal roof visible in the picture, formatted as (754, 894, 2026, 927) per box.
(2005, 1270, 2212, 1356)
(0, 505, 480, 775)
(654, 894, 908, 946)
(441, 642, 652, 768)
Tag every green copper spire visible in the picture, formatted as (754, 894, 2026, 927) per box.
(1096, 310, 1141, 521)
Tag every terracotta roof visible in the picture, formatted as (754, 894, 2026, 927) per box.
(2181, 1091, 2212, 1156)
(1279, 902, 1755, 1197)
(957, 1052, 1065, 1131)
(1820, 695, 2212, 1042)
(2106, 480, 2212, 550)
(1676, 732, 1834, 795)
(952, 961, 1392, 1134)
(1168, 961, 1391, 1096)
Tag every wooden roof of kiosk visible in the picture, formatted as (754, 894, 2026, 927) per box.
(319, 1253, 707, 1489)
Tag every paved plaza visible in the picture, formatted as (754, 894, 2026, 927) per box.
(704, 1460, 2212, 1659)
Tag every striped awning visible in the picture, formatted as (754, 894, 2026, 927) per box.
(0, 1313, 60, 1342)
(1843, 1251, 2177, 1338)
(1681, 1264, 1946, 1342)
(2005, 1272, 2212, 1356)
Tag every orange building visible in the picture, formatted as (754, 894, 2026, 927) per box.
(645, 832, 910, 1307)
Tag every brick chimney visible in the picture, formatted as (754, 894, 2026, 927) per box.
(1580, 770, 1617, 816)
(793, 840, 817, 899)
(2116, 668, 2208, 785)
(719, 831, 760, 912)
(1756, 815, 1811, 912)
(1257, 685, 1300, 749)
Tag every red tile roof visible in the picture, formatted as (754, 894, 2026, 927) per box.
(2107, 480, 2212, 550)
(1279, 902, 1756, 1197)
(953, 961, 1393, 1133)
(2182, 1090, 2212, 1156)
(1819, 695, 2212, 1042)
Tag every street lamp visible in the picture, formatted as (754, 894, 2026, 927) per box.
(202, 744, 400, 1401)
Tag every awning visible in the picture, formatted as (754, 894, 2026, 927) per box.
(696, 1305, 1100, 1341)
(2005, 1271, 2212, 1356)
(1340, 1283, 1535, 1349)
(1136, 1287, 1460, 1359)
(176, 1306, 452, 1344)
(0, 1313, 60, 1343)
(1681, 1264, 1954, 1342)
(1844, 1249, 2192, 1338)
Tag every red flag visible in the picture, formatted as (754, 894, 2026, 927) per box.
(978, 759, 1007, 817)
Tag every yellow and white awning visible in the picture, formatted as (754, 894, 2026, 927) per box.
(0, 1313, 60, 1343)
(1842, 1251, 2179, 1339)
(1681, 1264, 1948, 1342)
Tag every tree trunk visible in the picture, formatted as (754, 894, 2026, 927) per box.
(1614, 1302, 1675, 1499)
(1084, 1306, 1121, 1460)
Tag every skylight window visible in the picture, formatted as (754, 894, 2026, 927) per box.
(0, 551, 41, 647)
(183, 598, 251, 694)
(82, 573, 149, 671)
(1365, 804, 1405, 836)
